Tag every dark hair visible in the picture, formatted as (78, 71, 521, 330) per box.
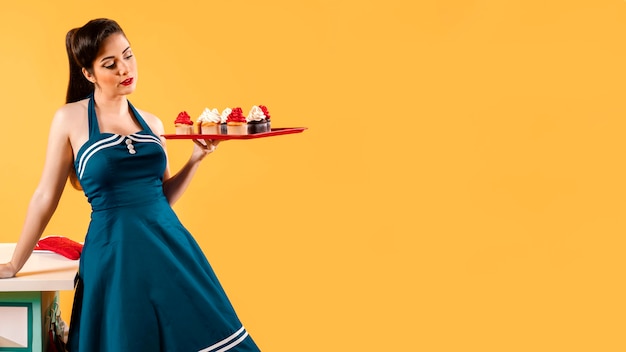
(65, 18, 127, 103)
(66, 19, 127, 190)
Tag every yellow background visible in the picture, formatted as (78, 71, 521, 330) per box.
(1, 0, 625, 351)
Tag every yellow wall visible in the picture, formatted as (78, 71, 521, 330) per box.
(1, 0, 626, 351)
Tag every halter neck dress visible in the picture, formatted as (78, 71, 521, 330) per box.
(67, 95, 260, 352)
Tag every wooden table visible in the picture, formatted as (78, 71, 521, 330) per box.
(0, 243, 79, 351)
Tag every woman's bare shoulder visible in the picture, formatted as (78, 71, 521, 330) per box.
(53, 99, 88, 123)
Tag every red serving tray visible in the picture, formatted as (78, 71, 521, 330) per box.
(162, 127, 307, 140)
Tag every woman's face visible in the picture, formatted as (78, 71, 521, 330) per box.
(86, 33, 137, 96)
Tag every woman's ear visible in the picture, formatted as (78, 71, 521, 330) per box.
(82, 68, 96, 83)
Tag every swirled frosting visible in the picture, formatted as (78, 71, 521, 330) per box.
(247, 105, 267, 122)
(259, 105, 271, 120)
(197, 108, 221, 124)
(175, 111, 193, 125)
(220, 108, 232, 124)
(226, 107, 246, 123)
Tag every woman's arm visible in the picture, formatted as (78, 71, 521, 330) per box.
(162, 142, 217, 205)
(0, 109, 74, 278)
(148, 115, 219, 206)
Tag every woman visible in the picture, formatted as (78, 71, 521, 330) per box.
(0, 18, 260, 351)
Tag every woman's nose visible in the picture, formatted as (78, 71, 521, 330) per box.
(119, 61, 130, 75)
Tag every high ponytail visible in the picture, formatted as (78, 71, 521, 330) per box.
(65, 19, 127, 190)
(65, 28, 94, 104)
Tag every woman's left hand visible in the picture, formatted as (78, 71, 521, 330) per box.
(191, 139, 220, 162)
(0, 262, 17, 279)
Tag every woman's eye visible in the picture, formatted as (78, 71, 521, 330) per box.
(104, 63, 115, 69)
(124, 54, 134, 60)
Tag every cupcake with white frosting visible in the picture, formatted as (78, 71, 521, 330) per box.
(246, 105, 269, 134)
(220, 108, 231, 134)
(197, 108, 221, 135)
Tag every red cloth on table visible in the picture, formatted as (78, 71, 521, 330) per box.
(34, 236, 83, 260)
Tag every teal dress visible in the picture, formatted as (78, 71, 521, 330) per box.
(67, 95, 260, 352)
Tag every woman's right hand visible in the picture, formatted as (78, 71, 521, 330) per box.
(0, 262, 16, 279)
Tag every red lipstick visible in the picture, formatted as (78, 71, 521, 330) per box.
(121, 77, 134, 86)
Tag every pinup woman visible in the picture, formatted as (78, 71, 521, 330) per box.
(0, 18, 260, 352)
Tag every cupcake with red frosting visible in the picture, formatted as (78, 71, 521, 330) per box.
(226, 107, 247, 135)
(247, 105, 270, 134)
(174, 111, 194, 134)
(260, 105, 271, 131)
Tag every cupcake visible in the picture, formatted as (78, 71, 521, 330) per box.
(219, 108, 231, 134)
(197, 108, 221, 135)
(259, 105, 271, 131)
(174, 111, 194, 134)
(226, 107, 247, 135)
(246, 105, 269, 134)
